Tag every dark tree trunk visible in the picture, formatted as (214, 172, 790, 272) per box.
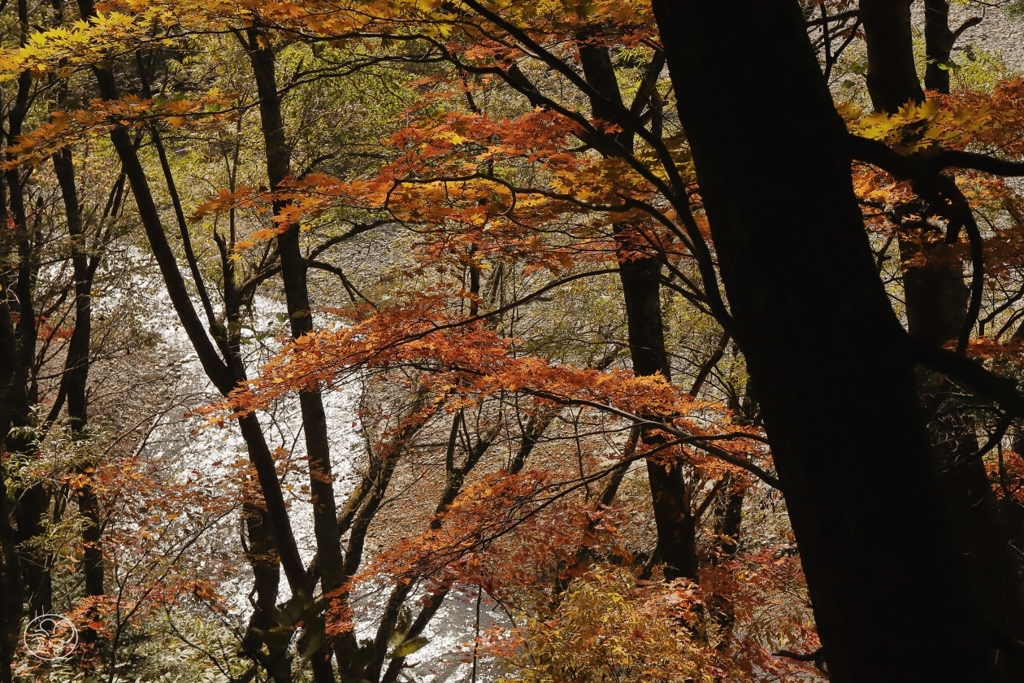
(715, 380, 756, 562)
(861, 0, 970, 350)
(0, 156, 21, 683)
(901, 237, 970, 345)
(860, 8, 1024, 678)
(134, 63, 294, 673)
(53, 147, 104, 598)
(1, 13, 51, 678)
(861, 0, 924, 113)
(246, 39, 345, 598)
(651, 1, 998, 679)
(6, 61, 52, 620)
(620, 252, 697, 580)
(246, 31, 344, 683)
(240, 499, 291, 683)
(577, 42, 698, 581)
(75, 4, 318, 680)
(924, 0, 954, 94)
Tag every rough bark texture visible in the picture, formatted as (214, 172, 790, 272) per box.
(651, 1, 997, 679)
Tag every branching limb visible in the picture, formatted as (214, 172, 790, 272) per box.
(774, 647, 827, 673)
(846, 134, 996, 352)
(907, 335, 1024, 416)
(848, 134, 1024, 179)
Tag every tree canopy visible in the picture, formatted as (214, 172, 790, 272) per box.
(2, 1, 1024, 681)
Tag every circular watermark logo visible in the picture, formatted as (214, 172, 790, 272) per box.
(23, 613, 78, 660)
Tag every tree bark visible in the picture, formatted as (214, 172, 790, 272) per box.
(861, 0, 923, 113)
(922, 0, 983, 94)
(74, 5, 321, 679)
(6, 53, 52, 619)
(862, 0, 971, 349)
(246, 29, 344, 682)
(651, 1, 997, 679)
(860, 8, 1024, 678)
(577, 42, 698, 580)
(53, 147, 105, 598)
(0, 146, 21, 683)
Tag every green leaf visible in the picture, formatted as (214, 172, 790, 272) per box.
(275, 596, 306, 628)
(296, 615, 325, 659)
(387, 607, 412, 646)
(391, 636, 428, 658)
(252, 627, 292, 651)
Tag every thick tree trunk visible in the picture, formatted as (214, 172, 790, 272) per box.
(651, 1, 997, 679)
(861, 0, 923, 113)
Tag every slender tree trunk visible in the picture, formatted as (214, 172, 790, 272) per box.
(651, 1, 998, 678)
(0, 141, 21, 683)
(136, 58, 294, 672)
(7, 59, 52, 618)
(239, 498, 290, 683)
(577, 42, 697, 580)
(53, 147, 104, 597)
(74, 6, 323, 680)
(0, 189, 21, 683)
(246, 34, 345, 595)
(618, 251, 697, 580)
(924, 0, 962, 94)
(137, 59, 294, 672)
(862, 0, 972, 350)
(246, 30, 344, 682)
(1, 11, 50, 674)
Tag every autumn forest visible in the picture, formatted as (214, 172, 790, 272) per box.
(3, 0, 1024, 681)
